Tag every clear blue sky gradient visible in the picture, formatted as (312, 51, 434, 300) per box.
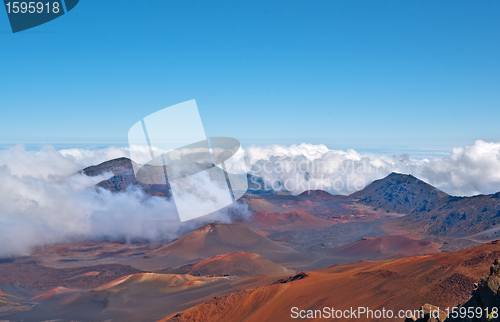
(0, 1, 499, 152)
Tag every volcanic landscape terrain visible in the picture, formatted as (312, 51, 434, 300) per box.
(1, 157, 499, 321)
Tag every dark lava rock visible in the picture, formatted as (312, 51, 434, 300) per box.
(407, 259, 500, 321)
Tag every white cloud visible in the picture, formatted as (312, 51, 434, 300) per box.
(244, 141, 500, 197)
(47, 141, 500, 197)
(0, 145, 248, 257)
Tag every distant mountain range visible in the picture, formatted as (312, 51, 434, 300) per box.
(83, 158, 500, 238)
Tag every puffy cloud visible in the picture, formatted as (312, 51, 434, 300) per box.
(408, 141, 500, 196)
(0, 145, 248, 257)
(245, 141, 500, 197)
(36, 140, 500, 198)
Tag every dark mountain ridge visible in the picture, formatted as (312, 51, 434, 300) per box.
(350, 172, 449, 214)
(83, 157, 280, 196)
(351, 172, 500, 237)
(82, 157, 171, 197)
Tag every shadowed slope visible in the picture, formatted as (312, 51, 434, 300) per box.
(0, 289, 30, 314)
(351, 172, 449, 214)
(82, 157, 171, 197)
(351, 173, 500, 237)
(4, 273, 240, 322)
(251, 210, 333, 231)
(297, 190, 339, 200)
(400, 193, 500, 237)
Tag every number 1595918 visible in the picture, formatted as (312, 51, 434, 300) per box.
(5, 2, 60, 14)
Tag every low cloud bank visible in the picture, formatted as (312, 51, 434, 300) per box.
(1, 140, 499, 256)
(58, 140, 500, 197)
(245, 140, 500, 196)
(0, 145, 246, 257)
(57, 140, 500, 197)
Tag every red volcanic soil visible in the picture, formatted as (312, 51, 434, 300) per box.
(333, 235, 441, 260)
(31, 287, 83, 301)
(152, 223, 297, 259)
(92, 273, 229, 292)
(188, 252, 295, 278)
(251, 210, 333, 231)
(160, 241, 500, 322)
(139, 223, 306, 271)
(243, 191, 390, 225)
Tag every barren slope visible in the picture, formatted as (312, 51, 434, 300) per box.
(160, 241, 500, 322)
(251, 210, 333, 231)
(333, 235, 441, 260)
(188, 252, 295, 278)
(143, 223, 306, 270)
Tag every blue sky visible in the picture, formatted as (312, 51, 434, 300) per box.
(0, 0, 499, 153)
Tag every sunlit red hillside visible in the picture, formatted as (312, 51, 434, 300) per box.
(160, 241, 500, 322)
(143, 223, 305, 270)
(333, 235, 441, 260)
(188, 252, 295, 278)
